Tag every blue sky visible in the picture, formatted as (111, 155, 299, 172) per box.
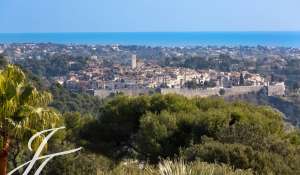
(0, 0, 299, 33)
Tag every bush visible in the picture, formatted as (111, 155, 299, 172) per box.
(182, 139, 297, 175)
(79, 94, 300, 174)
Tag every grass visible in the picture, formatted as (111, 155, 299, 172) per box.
(97, 159, 253, 175)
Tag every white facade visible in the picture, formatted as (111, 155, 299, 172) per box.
(131, 55, 137, 69)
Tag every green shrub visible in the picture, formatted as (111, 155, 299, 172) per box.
(182, 140, 296, 175)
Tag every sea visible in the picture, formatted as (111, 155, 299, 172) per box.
(0, 32, 300, 47)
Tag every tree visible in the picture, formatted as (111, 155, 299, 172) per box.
(77, 94, 300, 174)
(0, 65, 60, 175)
(239, 73, 245, 86)
(184, 80, 198, 89)
(0, 55, 8, 69)
(219, 89, 226, 96)
(49, 83, 103, 116)
(181, 139, 296, 175)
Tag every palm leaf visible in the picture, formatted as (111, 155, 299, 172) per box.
(0, 65, 61, 148)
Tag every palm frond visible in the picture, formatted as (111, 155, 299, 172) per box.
(1, 65, 25, 85)
(0, 65, 61, 148)
(17, 105, 61, 131)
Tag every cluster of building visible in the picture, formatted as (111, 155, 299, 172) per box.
(0, 43, 288, 96)
(51, 55, 279, 98)
(0, 44, 288, 98)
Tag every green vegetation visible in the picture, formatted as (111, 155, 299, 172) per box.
(184, 80, 216, 89)
(164, 54, 241, 72)
(1, 63, 300, 174)
(79, 94, 300, 174)
(49, 83, 103, 116)
(0, 65, 60, 175)
(0, 55, 8, 69)
(16, 55, 89, 77)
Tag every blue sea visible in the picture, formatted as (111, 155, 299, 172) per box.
(0, 32, 300, 47)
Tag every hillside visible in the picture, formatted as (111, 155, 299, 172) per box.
(225, 91, 300, 127)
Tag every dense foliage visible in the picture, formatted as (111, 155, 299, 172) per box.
(3, 63, 300, 174)
(5, 90, 300, 175)
(49, 83, 103, 116)
(15, 55, 89, 77)
(78, 94, 300, 174)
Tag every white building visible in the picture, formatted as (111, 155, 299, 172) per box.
(131, 54, 137, 69)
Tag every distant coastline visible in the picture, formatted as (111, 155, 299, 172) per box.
(0, 32, 300, 47)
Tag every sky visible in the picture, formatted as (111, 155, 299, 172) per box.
(0, 0, 300, 33)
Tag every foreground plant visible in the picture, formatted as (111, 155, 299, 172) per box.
(158, 160, 253, 175)
(97, 159, 253, 175)
(0, 65, 60, 175)
(158, 159, 192, 175)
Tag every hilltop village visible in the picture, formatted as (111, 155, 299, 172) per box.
(1, 43, 298, 123)
(59, 55, 284, 98)
(1, 43, 288, 98)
